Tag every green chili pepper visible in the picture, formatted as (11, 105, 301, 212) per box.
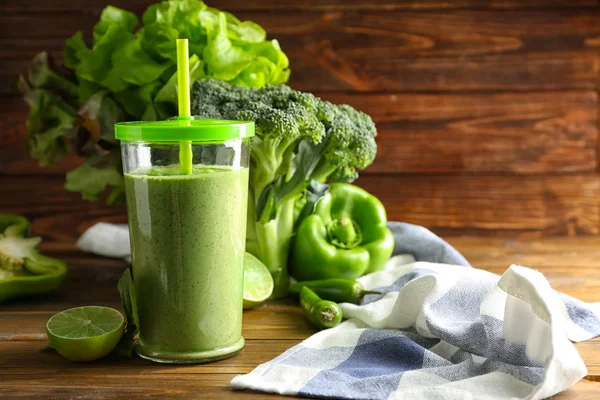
(290, 183, 394, 281)
(300, 286, 342, 330)
(289, 279, 381, 304)
(0, 213, 67, 303)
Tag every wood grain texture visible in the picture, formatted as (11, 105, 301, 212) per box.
(0, 340, 301, 374)
(1, 1, 599, 398)
(356, 175, 600, 236)
(448, 236, 600, 302)
(2, 0, 597, 13)
(0, 340, 598, 392)
(0, 373, 282, 399)
(2, 10, 600, 93)
(1, 238, 600, 399)
(1, 377, 596, 400)
(325, 91, 598, 174)
(0, 174, 598, 239)
(0, 306, 314, 341)
(280, 10, 600, 92)
(2, 91, 597, 175)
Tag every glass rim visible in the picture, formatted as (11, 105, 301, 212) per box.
(115, 118, 255, 142)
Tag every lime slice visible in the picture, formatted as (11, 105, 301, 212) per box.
(243, 252, 274, 309)
(45, 306, 125, 362)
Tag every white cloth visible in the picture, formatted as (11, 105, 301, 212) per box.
(77, 223, 131, 263)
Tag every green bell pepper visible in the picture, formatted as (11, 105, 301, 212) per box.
(0, 213, 67, 303)
(289, 183, 394, 281)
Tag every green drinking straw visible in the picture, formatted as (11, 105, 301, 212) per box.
(176, 39, 193, 175)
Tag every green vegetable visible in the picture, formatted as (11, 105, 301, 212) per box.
(300, 287, 342, 330)
(290, 183, 394, 282)
(18, 0, 290, 203)
(0, 214, 29, 237)
(192, 80, 378, 297)
(289, 279, 381, 305)
(16, 68, 77, 167)
(0, 214, 67, 303)
(115, 268, 139, 357)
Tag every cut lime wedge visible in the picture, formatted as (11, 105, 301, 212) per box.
(45, 306, 124, 362)
(243, 252, 274, 309)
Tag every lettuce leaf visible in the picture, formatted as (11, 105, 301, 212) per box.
(93, 5, 139, 44)
(28, 52, 78, 99)
(19, 0, 290, 203)
(75, 24, 135, 93)
(154, 54, 205, 119)
(139, 24, 180, 62)
(114, 81, 163, 120)
(113, 40, 172, 86)
(65, 162, 123, 202)
(64, 32, 87, 70)
(203, 12, 252, 80)
(18, 74, 77, 166)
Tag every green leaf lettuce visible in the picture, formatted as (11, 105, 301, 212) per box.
(18, 0, 290, 203)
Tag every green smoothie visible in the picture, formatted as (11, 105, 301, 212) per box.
(124, 165, 249, 363)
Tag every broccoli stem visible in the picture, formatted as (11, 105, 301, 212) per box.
(250, 160, 277, 202)
(250, 191, 298, 298)
(310, 159, 338, 183)
(250, 135, 298, 200)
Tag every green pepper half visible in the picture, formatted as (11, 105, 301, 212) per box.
(0, 213, 67, 303)
(289, 183, 394, 281)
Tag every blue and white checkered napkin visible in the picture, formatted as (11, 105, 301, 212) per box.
(230, 222, 600, 400)
(77, 222, 600, 399)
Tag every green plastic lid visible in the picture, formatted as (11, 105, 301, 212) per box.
(114, 118, 254, 142)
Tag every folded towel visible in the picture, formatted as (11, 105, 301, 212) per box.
(77, 222, 600, 399)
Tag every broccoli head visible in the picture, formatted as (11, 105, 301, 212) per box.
(191, 79, 378, 297)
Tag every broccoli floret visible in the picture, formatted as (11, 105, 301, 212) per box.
(191, 79, 377, 297)
(312, 103, 378, 183)
(192, 80, 327, 193)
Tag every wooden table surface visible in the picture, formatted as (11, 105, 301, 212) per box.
(1, 236, 600, 399)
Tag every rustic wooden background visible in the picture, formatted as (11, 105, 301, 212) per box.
(1, 0, 600, 243)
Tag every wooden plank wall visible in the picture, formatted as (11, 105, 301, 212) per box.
(1, 0, 600, 242)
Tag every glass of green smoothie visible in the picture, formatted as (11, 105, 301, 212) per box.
(115, 118, 254, 364)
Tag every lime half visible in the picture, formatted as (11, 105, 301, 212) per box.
(46, 306, 124, 362)
(243, 252, 274, 309)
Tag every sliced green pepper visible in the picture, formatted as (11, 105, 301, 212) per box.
(0, 213, 67, 303)
(290, 183, 394, 281)
(300, 286, 342, 330)
(0, 213, 30, 237)
(289, 278, 381, 304)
